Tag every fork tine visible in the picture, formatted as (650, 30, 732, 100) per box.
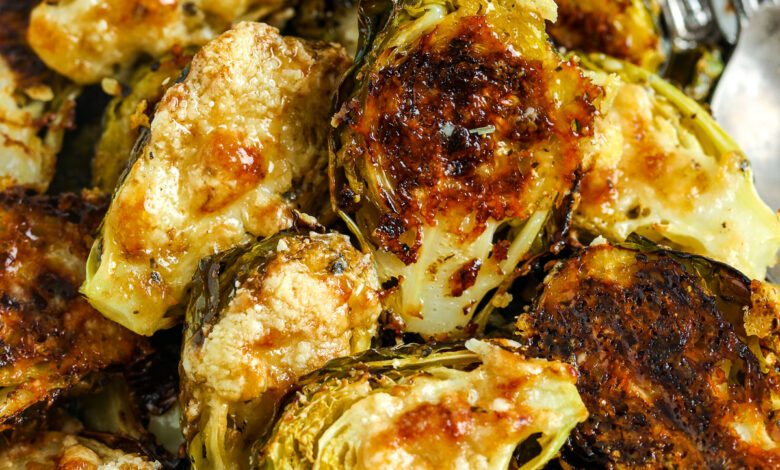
(660, 0, 720, 50)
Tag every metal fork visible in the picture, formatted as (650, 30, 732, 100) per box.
(660, 0, 780, 281)
(659, 0, 773, 50)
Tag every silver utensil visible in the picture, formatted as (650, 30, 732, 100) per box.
(710, 4, 780, 213)
(661, 0, 780, 280)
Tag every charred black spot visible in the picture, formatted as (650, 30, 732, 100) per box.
(347, 15, 598, 260)
(517, 246, 776, 468)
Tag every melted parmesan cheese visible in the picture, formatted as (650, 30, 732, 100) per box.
(181, 233, 382, 470)
(182, 234, 381, 402)
(27, 0, 288, 84)
(577, 74, 780, 280)
(0, 432, 161, 470)
(260, 340, 588, 470)
(81, 22, 350, 335)
(342, 341, 585, 470)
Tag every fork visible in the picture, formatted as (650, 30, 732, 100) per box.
(659, 0, 772, 50)
(659, 0, 780, 281)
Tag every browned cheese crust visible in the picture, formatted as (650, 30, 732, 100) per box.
(516, 244, 780, 468)
(338, 15, 599, 264)
(0, 189, 146, 429)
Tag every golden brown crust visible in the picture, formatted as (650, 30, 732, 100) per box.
(0, 188, 146, 428)
(341, 15, 598, 263)
(517, 245, 780, 468)
(547, 0, 663, 69)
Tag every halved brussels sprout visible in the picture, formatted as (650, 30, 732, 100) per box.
(0, 188, 147, 430)
(0, 2, 79, 192)
(744, 281, 780, 414)
(181, 232, 383, 470)
(27, 0, 290, 84)
(0, 430, 161, 470)
(575, 54, 780, 280)
(252, 339, 587, 470)
(93, 49, 195, 193)
(288, 0, 360, 56)
(548, 0, 664, 71)
(330, 0, 603, 338)
(81, 23, 351, 335)
(516, 239, 780, 467)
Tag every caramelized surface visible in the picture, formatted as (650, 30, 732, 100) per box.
(341, 14, 598, 263)
(548, 0, 663, 70)
(516, 245, 780, 468)
(0, 189, 145, 428)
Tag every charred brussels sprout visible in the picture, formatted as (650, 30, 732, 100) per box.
(81, 23, 351, 335)
(330, 0, 603, 338)
(0, 189, 147, 430)
(548, 0, 664, 71)
(93, 49, 195, 193)
(181, 232, 383, 470)
(252, 339, 587, 469)
(516, 239, 780, 468)
(575, 55, 780, 280)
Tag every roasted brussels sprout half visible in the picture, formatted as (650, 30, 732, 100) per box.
(744, 281, 780, 412)
(0, 188, 147, 430)
(82, 23, 351, 335)
(181, 232, 383, 470)
(27, 0, 290, 84)
(331, 0, 603, 338)
(516, 240, 780, 468)
(288, 0, 360, 56)
(575, 55, 780, 280)
(252, 339, 587, 469)
(0, 430, 162, 469)
(93, 49, 195, 193)
(548, 0, 664, 71)
(0, 2, 79, 192)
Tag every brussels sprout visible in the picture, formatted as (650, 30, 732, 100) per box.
(287, 0, 360, 56)
(743, 281, 780, 413)
(0, 188, 147, 430)
(81, 23, 351, 335)
(27, 0, 290, 84)
(516, 239, 780, 468)
(181, 232, 383, 470)
(0, 2, 79, 192)
(0, 430, 162, 470)
(574, 54, 780, 280)
(330, 0, 604, 338)
(93, 49, 195, 193)
(251, 339, 587, 470)
(547, 0, 664, 71)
